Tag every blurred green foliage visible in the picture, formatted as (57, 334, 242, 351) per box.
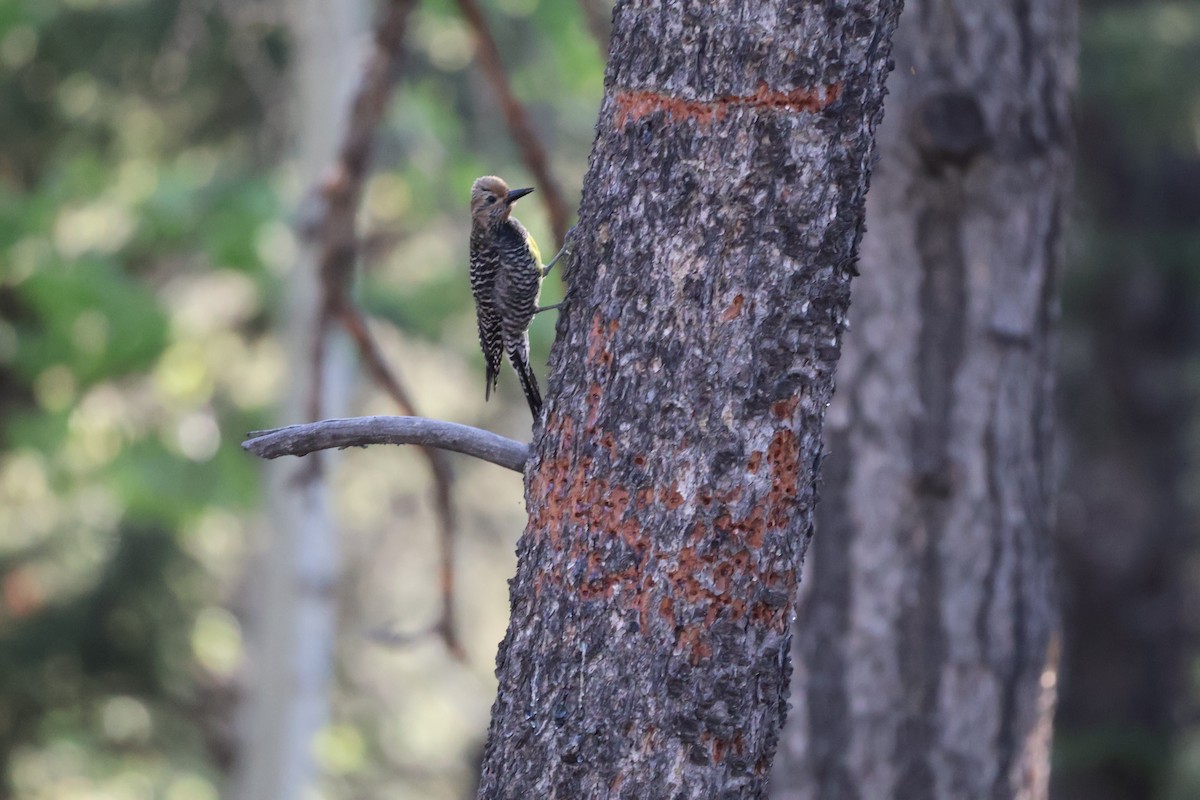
(0, 0, 288, 794)
(0, 0, 601, 796)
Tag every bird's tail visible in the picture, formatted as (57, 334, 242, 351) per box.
(508, 342, 542, 420)
(485, 361, 500, 402)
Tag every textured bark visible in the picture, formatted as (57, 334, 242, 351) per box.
(475, 2, 902, 798)
(771, 2, 1075, 799)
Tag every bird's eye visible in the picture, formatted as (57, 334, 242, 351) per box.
(486, 196, 496, 204)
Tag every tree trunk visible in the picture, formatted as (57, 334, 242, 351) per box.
(770, 2, 1075, 799)
(232, 1, 365, 797)
(475, 2, 902, 797)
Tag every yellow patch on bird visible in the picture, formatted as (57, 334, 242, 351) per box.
(525, 229, 543, 268)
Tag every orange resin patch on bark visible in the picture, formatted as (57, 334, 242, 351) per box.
(529, 432, 803, 652)
(677, 626, 713, 665)
(660, 483, 686, 510)
(614, 81, 843, 130)
(771, 396, 799, 419)
(586, 312, 620, 370)
(766, 428, 800, 527)
(721, 293, 745, 321)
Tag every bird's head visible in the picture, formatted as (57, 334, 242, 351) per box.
(470, 175, 534, 228)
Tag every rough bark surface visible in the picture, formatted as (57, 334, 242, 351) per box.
(770, 2, 1075, 799)
(475, 2, 902, 798)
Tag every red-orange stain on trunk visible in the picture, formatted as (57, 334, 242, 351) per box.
(721, 293, 745, 321)
(614, 81, 843, 130)
(771, 396, 799, 419)
(766, 428, 800, 528)
(528, 415, 805, 653)
(660, 484, 686, 510)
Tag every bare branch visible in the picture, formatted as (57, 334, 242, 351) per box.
(456, 0, 572, 247)
(303, 0, 418, 438)
(298, 0, 466, 660)
(335, 302, 465, 659)
(311, 0, 415, 294)
(244, 416, 530, 474)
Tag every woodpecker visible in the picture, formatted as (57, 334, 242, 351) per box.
(469, 176, 573, 420)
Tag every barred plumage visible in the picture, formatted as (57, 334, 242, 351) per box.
(469, 176, 545, 419)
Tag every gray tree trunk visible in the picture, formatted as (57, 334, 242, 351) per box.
(770, 2, 1075, 799)
(232, 1, 364, 797)
(475, 1, 902, 797)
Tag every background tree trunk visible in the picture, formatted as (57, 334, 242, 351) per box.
(770, 2, 1075, 799)
(232, 1, 365, 797)
(475, 1, 902, 797)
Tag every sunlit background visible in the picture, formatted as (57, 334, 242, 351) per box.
(0, 0, 1197, 798)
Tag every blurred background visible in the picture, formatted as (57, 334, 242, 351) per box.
(0, 0, 1196, 798)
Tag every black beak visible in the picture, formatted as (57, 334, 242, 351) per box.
(506, 187, 535, 204)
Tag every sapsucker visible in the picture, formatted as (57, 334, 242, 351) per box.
(468, 175, 552, 420)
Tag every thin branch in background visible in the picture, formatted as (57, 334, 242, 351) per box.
(334, 302, 464, 659)
(243, 416, 530, 473)
(160, 0, 288, 151)
(336, 302, 421, 415)
(311, 0, 415, 301)
(300, 0, 466, 661)
(577, 0, 613, 55)
(214, 0, 290, 150)
(359, 225, 413, 271)
(157, 0, 214, 89)
(455, 0, 572, 247)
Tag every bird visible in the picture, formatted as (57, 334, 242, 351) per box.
(468, 176, 573, 421)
